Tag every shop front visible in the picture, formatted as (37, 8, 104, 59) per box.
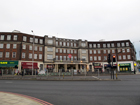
(93, 63, 102, 73)
(21, 62, 39, 75)
(0, 61, 18, 75)
(119, 63, 131, 72)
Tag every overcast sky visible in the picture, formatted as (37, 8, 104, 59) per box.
(0, 0, 140, 59)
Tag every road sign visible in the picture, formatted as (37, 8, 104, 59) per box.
(68, 54, 72, 58)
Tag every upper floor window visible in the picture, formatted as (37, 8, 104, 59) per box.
(94, 50, 96, 54)
(56, 42, 58, 46)
(89, 44, 92, 48)
(13, 44, 17, 49)
(127, 49, 130, 52)
(13, 35, 17, 40)
(112, 49, 115, 53)
(34, 54, 37, 59)
(118, 49, 121, 53)
(6, 44, 10, 49)
(119, 55, 121, 60)
(12, 52, 16, 58)
(81, 43, 86, 47)
(22, 53, 25, 58)
(121, 43, 124, 47)
(29, 53, 32, 59)
(56, 48, 58, 53)
(63, 49, 66, 53)
(47, 47, 53, 52)
(22, 44, 26, 49)
(56, 56, 58, 60)
(74, 50, 77, 54)
(90, 50, 92, 54)
(6, 52, 10, 58)
(117, 43, 120, 47)
(0, 35, 4, 40)
(108, 50, 110, 53)
(47, 54, 53, 60)
(104, 50, 106, 54)
(122, 49, 125, 53)
(107, 43, 110, 48)
(97, 44, 100, 48)
(82, 56, 86, 60)
(39, 47, 42, 51)
(82, 50, 86, 53)
(59, 42, 62, 46)
(71, 50, 73, 54)
(7, 35, 11, 40)
(74, 43, 76, 47)
(111, 43, 114, 47)
(30, 37, 33, 42)
(29, 45, 32, 50)
(104, 56, 107, 60)
(63, 42, 66, 46)
(40, 39, 43, 44)
(67, 49, 70, 53)
(0, 52, 3, 58)
(123, 55, 126, 59)
(35, 38, 38, 43)
(71, 43, 73, 47)
(0, 44, 3, 48)
(60, 49, 62, 53)
(127, 55, 130, 59)
(98, 56, 101, 61)
(98, 50, 101, 54)
(23, 36, 27, 41)
(93, 44, 96, 48)
(67, 42, 69, 47)
(103, 44, 106, 48)
(90, 56, 93, 61)
(35, 46, 38, 51)
(74, 56, 77, 60)
(60, 56, 62, 60)
(39, 54, 42, 59)
(126, 42, 129, 46)
(48, 40, 53, 44)
(94, 56, 97, 61)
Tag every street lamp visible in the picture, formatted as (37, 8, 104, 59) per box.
(31, 30, 35, 76)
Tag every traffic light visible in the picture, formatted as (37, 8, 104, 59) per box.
(112, 55, 116, 62)
(107, 54, 111, 64)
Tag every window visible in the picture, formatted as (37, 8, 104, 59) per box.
(119, 55, 121, 60)
(39, 47, 42, 51)
(0, 35, 4, 40)
(63, 49, 66, 53)
(121, 43, 124, 47)
(29, 45, 32, 50)
(74, 43, 76, 47)
(13, 44, 17, 49)
(22, 53, 25, 58)
(56, 42, 58, 46)
(60, 49, 62, 53)
(63, 42, 66, 46)
(108, 50, 110, 53)
(74, 50, 77, 54)
(35, 46, 37, 51)
(117, 43, 120, 47)
(82, 50, 86, 53)
(23, 36, 27, 41)
(39, 54, 42, 59)
(82, 56, 86, 60)
(127, 55, 130, 59)
(22, 44, 26, 49)
(64, 56, 66, 60)
(29, 53, 32, 59)
(0, 44, 3, 48)
(89, 44, 92, 48)
(94, 50, 96, 54)
(7, 35, 11, 40)
(107, 43, 110, 47)
(93, 44, 96, 48)
(104, 56, 107, 60)
(74, 56, 77, 60)
(90, 50, 92, 54)
(0, 52, 3, 58)
(34, 54, 37, 59)
(111, 43, 114, 47)
(56, 49, 58, 53)
(90, 56, 93, 61)
(6, 52, 9, 58)
(35, 38, 38, 43)
(122, 49, 125, 53)
(71, 56, 73, 60)
(97, 44, 100, 48)
(118, 49, 121, 53)
(48, 40, 53, 44)
(47, 47, 53, 52)
(123, 55, 126, 59)
(98, 50, 100, 54)
(67, 42, 69, 47)
(104, 50, 106, 54)
(56, 56, 58, 60)
(67, 49, 70, 53)
(126, 42, 129, 46)
(47, 54, 53, 59)
(60, 42, 62, 46)
(7, 44, 10, 49)
(103, 44, 106, 48)
(127, 49, 130, 52)
(94, 56, 97, 61)
(67, 56, 70, 61)
(30, 37, 33, 42)
(12, 52, 16, 58)
(40, 39, 43, 44)
(98, 56, 101, 60)
(71, 43, 73, 47)
(81, 43, 86, 47)
(13, 35, 17, 40)
(112, 50, 115, 53)
(71, 50, 73, 54)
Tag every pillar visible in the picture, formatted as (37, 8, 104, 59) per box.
(64, 64, 67, 72)
(76, 64, 78, 70)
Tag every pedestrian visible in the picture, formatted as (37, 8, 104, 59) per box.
(22, 71, 24, 77)
(0, 70, 1, 76)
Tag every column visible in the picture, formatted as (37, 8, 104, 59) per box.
(64, 64, 67, 72)
(76, 64, 78, 70)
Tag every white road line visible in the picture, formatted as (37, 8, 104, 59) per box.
(92, 76, 100, 79)
(5, 81, 13, 83)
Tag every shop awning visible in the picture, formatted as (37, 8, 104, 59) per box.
(22, 66, 39, 69)
(94, 66, 102, 68)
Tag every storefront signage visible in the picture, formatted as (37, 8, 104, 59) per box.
(119, 63, 131, 67)
(21, 62, 37, 66)
(0, 61, 18, 67)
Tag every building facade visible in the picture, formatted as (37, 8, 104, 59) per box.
(0, 31, 137, 74)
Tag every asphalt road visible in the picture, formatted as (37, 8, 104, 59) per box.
(0, 75, 140, 105)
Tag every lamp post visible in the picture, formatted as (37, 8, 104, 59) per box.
(31, 30, 35, 76)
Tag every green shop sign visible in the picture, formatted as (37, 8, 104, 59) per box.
(0, 61, 18, 67)
(119, 63, 131, 67)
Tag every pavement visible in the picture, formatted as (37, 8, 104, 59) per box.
(0, 91, 53, 105)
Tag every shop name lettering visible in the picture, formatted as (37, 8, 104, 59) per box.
(0, 62, 7, 64)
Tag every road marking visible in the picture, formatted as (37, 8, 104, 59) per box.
(5, 81, 13, 83)
(92, 76, 100, 79)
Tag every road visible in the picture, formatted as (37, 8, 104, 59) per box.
(0, 75, 140, 105)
